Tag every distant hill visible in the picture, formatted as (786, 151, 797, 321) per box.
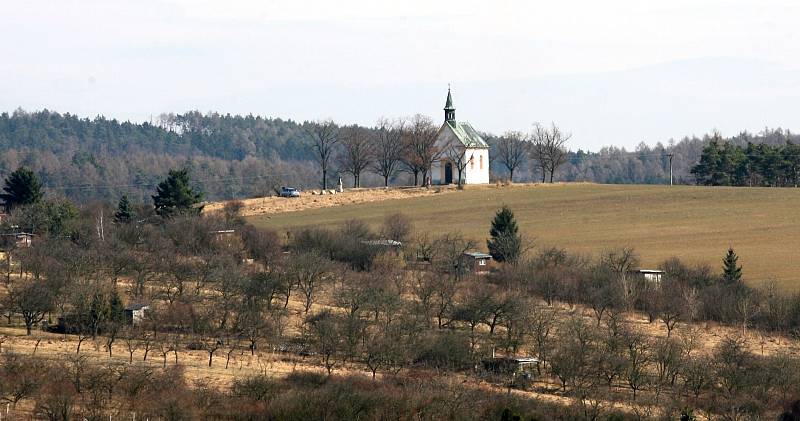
(0, 109, 796, 203)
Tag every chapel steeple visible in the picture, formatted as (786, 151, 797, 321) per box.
(444, 86, 456, 123)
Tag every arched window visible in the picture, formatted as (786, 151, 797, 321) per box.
(479, 154, 484, 169)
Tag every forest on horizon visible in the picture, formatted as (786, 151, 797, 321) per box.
(0, 109, 796, 203)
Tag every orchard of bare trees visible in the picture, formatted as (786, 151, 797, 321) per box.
(0, 173, 799, 418)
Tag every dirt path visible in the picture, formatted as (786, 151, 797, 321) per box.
(204, 186, 458, 217)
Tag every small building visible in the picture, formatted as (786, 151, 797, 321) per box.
(462, 251, 493, 274)
(431, 88, 490, 185)
(635, 269, 665, 283)
(0, 232, 34, 250)
(124, 303, 150, 326)
(483, 356, 540, 375)
(361, 239, 402, 251)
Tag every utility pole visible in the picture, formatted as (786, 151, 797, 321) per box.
(666, 153, 674, 186)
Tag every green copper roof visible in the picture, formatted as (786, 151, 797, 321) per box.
(445, 121, 488, 148)
(444, 88, 455, 110)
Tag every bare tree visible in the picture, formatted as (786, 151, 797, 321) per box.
(529, 124, 550, 183)
(371, 118, 406, 187)
(530, 123, 571, 183)
(337, 125, 374, 188)
(442, 137, 474, 188)
(291, 252, 332, 314)
(543, 123, 571, 182)
(402, 114, 441, 186)
(9, 279, 53, 335)
(496, 131, 528, 182)
(622, 330, 651, 400)
(600, 248, 639, 309)
(305, 119, 339, 190)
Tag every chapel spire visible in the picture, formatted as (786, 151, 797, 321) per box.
(444, 85, 455, 123)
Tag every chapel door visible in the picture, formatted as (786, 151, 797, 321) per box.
(444, 162, 453, 184)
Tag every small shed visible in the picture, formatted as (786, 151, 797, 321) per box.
(124, 303, 150, 326)
(635, 269, 665, 283)
(462, 251, 493, 274)
(483, 356, 539, 374)
(360, 239, 402, 249)
(0, 232, 34, 250)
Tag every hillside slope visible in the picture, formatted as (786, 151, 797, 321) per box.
(249, 183, 800, 289)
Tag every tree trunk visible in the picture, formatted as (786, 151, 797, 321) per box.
(322, 169, 328, 190)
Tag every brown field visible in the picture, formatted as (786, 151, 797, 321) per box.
(245, 183, 800, 290)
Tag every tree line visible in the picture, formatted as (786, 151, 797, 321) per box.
(691, 131, 800, 186)
(6, 108, 799, 203)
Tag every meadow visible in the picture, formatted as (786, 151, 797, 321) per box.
(249, 183, 800, 290)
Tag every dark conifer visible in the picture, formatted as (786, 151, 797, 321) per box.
(0, 167, 43, 212)
(152, 168, 204, 218)
(487, 205, 522, 263)
(722, 247, 742, 284)
(114, 194, 134, 224)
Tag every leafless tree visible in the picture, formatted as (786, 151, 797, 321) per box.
(337, 125, 374, 188)
(441, 137, 473, 188)
(600, 248, 639, 309)
(381, 213, 413, 243)
(529, 124, 550, 183)
(530, 123, 571, 183)
(735, 289, 761, 335)
(371, 118, 406, 187)
(291, 252, 332, 314)
(622, 330, 651, 400)
(402, 114, 441, 186)
(305, 119, 339, 190)
(543, 123, 571, 182)
(496, 131, 528, 182)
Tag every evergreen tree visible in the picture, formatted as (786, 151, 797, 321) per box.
(152, 168, 204, 218)
(114, 194, 134, 224)
(107, 288, 125, 325)
(487, 205, 522, 263)
(722, 247, 742, 284)
(0, 166, 43, 212)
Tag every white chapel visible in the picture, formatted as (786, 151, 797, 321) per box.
(431, 88, 490, 185)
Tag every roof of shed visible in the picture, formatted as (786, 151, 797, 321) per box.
(464, 251, 492, 258)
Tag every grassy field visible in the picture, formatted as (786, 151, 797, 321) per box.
(249, 183, 800, 290)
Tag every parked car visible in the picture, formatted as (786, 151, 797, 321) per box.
(279, 186, 301, 197)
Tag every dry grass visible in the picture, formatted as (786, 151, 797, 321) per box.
(204, 186, 446, 216)
(248, 183, 800, 290)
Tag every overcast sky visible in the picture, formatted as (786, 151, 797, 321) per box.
(3, 0, 800, 150)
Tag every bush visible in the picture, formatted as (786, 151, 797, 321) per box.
(412, 331, 472, 371)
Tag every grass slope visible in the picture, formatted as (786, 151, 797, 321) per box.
(249, 183, 800, 290)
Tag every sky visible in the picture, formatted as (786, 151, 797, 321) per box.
(3, 0, 800, 150)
